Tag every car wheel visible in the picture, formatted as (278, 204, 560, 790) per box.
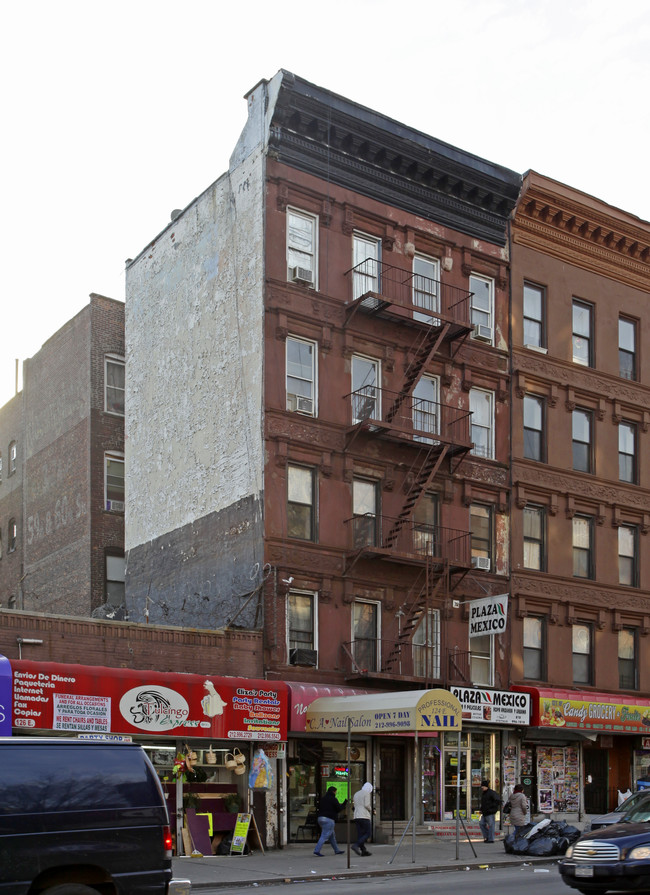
(43, 886, 102, 895)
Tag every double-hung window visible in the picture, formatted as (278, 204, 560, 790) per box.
(413, 376, 439, 443)
(523, 616, 545, 680)
(618, 628, 637, 690)
(105, 453, 125, 512)
(619, 422, 636, 484)
(572, 299, 593, 366)
(469, 274, 494, 342)
(413, 493, 439, 556)
(470, 388, 494, 459)
(523, 505, 545, 571)
(353, 478, 378, 548)
(8, 518, 17, 553)
(106, 554, 126, 606)
(351, 355, 380, 423)
(572, 409, 593, 473)
(618, 524, 638, 587)
(352, 233, 380, 300)
(523, 395, 544, 461)
(352, 600, 379, 673)
(286, 337, 316, 416)
(9, 442, 17, 476)
(523, 282, 545, 348)
(572, 623, 593, 685)
(470, 634, 493, 686)
(619, 317, 637, 380)
(470, 503, 492, 569)
(413, 608, 440, 678)
(287, 208, 318, 287)
(288, 591, 317, 656)
(413, 254, 440, 323)
(287, 465, 315, 541)
(572, 515, 593, 579)
(105, 357, 125, 415)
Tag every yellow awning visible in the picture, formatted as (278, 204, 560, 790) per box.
(305, 688, 462, 734)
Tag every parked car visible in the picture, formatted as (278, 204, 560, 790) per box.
(0, 737, 190, 895)
(586, 791, 650, 832)
(560, 800, 650, 893)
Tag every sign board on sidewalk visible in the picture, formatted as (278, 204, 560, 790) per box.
(230, 813, 252, 855)
(468, 594, 508, 638)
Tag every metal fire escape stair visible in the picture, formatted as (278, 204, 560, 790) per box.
(383, 444, 450, 548)
(383, 574, 445, 673)
(385, 324, 451, 423)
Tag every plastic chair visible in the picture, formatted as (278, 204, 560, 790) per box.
(296, 811, 319, 841)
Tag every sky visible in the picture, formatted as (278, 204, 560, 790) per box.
(1, 0, 649, 410)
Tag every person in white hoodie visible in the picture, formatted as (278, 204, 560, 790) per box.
(352, 782, 373, 856)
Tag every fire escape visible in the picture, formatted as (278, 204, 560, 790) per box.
(341, 259, 474, 685)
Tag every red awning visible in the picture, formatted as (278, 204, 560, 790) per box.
(513, 685, 650, 734)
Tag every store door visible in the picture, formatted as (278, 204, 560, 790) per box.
(584, 750, 608, 814)
(380, 743, 406, 821)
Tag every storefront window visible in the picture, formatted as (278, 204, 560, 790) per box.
(422, 741, 440, 822)
(442, 730, 499, 820)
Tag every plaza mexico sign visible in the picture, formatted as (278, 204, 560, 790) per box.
(451, 686, 530, 725)
(469, 594, 508, 638)
(305, 688, 462, 734)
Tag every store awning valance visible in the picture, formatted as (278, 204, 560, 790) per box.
(514, 685, 650, 735)
(305, 688, 462, 734)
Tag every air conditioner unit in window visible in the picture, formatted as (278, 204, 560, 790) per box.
(471, 556, 491, 571)
(296, 396, 314, 414)
(290, 648, 318, 667)
(472, 324, 493, 342)
(106, 500, 125, 513)
(290, 266, 314, 285)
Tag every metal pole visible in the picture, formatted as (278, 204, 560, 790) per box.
(347, 717, 352, 869)
(413, 730, 418, 862)
(455, 730, 461, 860)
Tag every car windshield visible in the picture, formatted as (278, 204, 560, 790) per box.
(621, 799, 650, 824)
(618, 791, 650, 813)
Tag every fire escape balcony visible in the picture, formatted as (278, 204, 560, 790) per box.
(341, 638, 441, 683)
(344, 515, 471, 572)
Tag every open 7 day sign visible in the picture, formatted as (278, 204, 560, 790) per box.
(11, 659, 288, 740)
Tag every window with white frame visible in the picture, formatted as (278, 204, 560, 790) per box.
(286, 336, 316, 416)
(413, 608, 440, 678)
(572, 515, 593, 579)
(351, 355, 380, 423)
(288, 590, 317, 656)
(352, 233, 380, 300)
(523, 282, 545, 348)
(105, 356, 125, 415)
(413, 375, 439, 443)
(470, 503, 493, 567)
(105, 452, 125, 512)
(523, 616, 545, 680)
(572, 623, 593, 685)
(469, 274, 494, 342)
(572, 299, 593, 366)
(618, 524, 638, 587)
(413, 492, 439, 557)
(106, 554, 126, 606)
(470, 633, 493, 686)
(287, 208, 318, 287)
(618, 628, 637, 690)
(413, 253, 440, 323)
(523, 505, 545, 571)
(353, 477, 379, 548)
(8, 518, 17, 553)
(469, 388, 494, 459)
(9, 442, 17, 476)
(287, 465, 316, 541)
(352, 600, 379, 673)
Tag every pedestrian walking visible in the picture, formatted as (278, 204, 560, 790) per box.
(479, 779, 501, 843)
(313, 786, 346, 856)
(352, 782, 373, 856)
(508, 783, 529, 837)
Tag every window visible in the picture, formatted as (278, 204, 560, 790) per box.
(413, 493, 439, 556)
(619, 318, 637, 380)
(105, 357, 125, 415)
(0, 529, 3, 559)
(106, 554, 126, 606)
(572, 515, 593, 579)
(572, 623, 593, 685)
(8, 518, 17, 553)
(352, 600, 379, 673)
(470, 388, 494, 459)
(413, 609, 440, 678)
(9, 442, 17, 476)
(618, 524, 638, 587)
(523, 395, 544, 461)
(618, 628, 637, 690)
(287, 465, 315, 541)
(469, 274, 494, 341)
(572, 299, 593, 366)
(470, 503, 492, 567)
(619, 422, 636, 484)
(351, 355, 380, 423)
(470, 634, 493, 686)
(105, 453, 125, 511)
(572, 409, 593, 473)
(287, 208, 317, 286)
(523, 282, 545, 348)
(413, 254, 440, 323)
(353, 478, 378, 548)
(523, 617, 545, 680)
(413, 375, 439, 443)
(352, 233, 380, 300)
(286, 337, 316, 415)
(288, 591, 316, 654)
(0, 451, 3, 482)
(523, 505, 545, 571)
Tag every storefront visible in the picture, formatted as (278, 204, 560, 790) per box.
(8, 658, 288, 851)
(515, 686, 650, 817)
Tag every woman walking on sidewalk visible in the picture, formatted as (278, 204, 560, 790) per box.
(313, 786, 346, 856)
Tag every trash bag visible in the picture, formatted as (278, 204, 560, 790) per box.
(527, 836, 556, 856)
(504, 831, 517, 853)
(512, 837, 531, 854)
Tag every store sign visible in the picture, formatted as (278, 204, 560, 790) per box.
(451, 686, 530, 725)
(11, 660, 288, 740)
(468, 594, 508, 638)
(306, 689, 462, 734)
(539, 695, 650, 734)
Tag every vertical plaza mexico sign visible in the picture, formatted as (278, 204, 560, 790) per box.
(468, 594, 509, 638)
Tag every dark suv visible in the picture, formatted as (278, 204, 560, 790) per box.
(0, 738, 190, 895)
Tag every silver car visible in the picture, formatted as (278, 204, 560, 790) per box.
(586, 791, 650, 832)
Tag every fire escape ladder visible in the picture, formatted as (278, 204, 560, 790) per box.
(383, 572, 445, 674)
(383, 444, 449, 548)
(385, 323, 450, 423)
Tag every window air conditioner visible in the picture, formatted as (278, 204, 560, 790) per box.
(471, 556, 491, 571)
(290, 266, 314, 285)
(296, 396, 314, 414)
(289, 648, 318, 667)
(471, 324, 493, 342)
(106, 500, 125, 513)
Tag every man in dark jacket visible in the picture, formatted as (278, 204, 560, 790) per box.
(479, 779, 501, 843)
(313, 786, 346, 856)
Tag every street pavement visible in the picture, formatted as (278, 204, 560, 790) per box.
(172, 835, 558, 889)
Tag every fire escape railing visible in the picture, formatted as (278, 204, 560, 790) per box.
(341, 638, 441, 679)
(344, 515, 471, 567)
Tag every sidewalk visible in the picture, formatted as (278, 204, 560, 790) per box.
(172, 837, 558, 889)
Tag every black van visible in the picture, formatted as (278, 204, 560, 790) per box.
(0, 738, 190, 895)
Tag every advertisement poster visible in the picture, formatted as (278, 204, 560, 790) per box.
(230, 813, 252, 855)
(11, 659, 288, 740)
